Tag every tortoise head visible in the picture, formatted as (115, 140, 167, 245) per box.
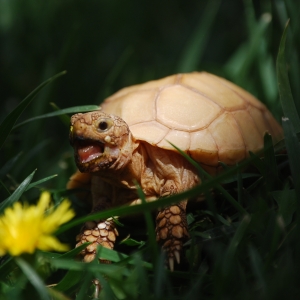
(69, 111, 133, 173)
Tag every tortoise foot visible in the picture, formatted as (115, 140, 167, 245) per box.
(76, 217, 119, 263)
(156, 204, 189, 271)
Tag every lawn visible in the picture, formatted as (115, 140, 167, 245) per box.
(0, 1, 300, 299)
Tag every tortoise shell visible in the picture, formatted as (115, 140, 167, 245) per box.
(68, 72, 284, 268)
(101, 72, 283, 170)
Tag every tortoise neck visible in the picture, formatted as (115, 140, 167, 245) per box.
(108, 133, 138, 171)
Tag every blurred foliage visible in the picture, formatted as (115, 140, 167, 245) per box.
(0, 0, 297, 185)
(0, 0, 300, 299)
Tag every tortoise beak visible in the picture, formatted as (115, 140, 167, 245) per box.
(71, 136, 105, 164)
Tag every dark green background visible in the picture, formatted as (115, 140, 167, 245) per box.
(1, 1, 300, 298)
(0, 0, 297, 193)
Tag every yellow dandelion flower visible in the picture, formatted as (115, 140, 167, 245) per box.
(0, 191, 75, 256)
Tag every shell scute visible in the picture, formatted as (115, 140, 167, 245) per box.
(156, 85, 222, 131)
(100, 72, 283, 167)
(247, 106, 271, 138)
(113, 89, 157, 126)
(180, 72, 247, 111)
(208, 113, 246, 164)
(157, 129, 190, 150)
(264, 110, 283, 138)
(129, 121, 169, 146)
(189, 129, 218, 166)
(232, 110, 263, 153)
(207, 73, 266, 110)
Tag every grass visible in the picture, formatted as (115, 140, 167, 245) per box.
(1, 0, 300, 299)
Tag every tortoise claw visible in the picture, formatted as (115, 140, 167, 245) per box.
(174, 250, 180, 265)
(167, 250, 181, 271)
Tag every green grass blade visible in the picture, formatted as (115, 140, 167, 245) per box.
(15, 257, 50, 300)
(57, 160, 252, 235)
(51, 259, 103, 271)
(263, 133, 280, 190)
(193, 222, 238, 243)
(75, 271, 95, 300)
(277, 19, 300, 205)
(135, 182, 158, 264)
(48, 102, 71, 127)
(277, 19, 300, 132)
(51, 258, 128, 276)
(119, 236, 145, 247)
(274, 0, 289, 28)
(176, 0, 221, 72)
(25, 174, 58, 191)
(0, 71, 66, 150)
(220, 172, 259, 185)
(223, 215, 251, 273)
(96, 246, 129, 263)
(54, 270, 83, 292)
(48, 288, 72, 300)
(0, 257, 16, 281)
(202, 210, 231, 227)
(153, 253, 168, 298)
(0, 152, 22, 180)
(248, 151, 266, 176)
(0, 179, 11, 197)
(99, 46, 133, 99)
(272, 189, 296, 225)
(13, 105, 99, 129)
(282, 118, 300, 206)
(12, 140, 51, 175)
(133, 254, 151, 300)
(169, 141, 248, 216)
(184, 270, 205, 300)
(54, 243, 91, 260)
(0, 169, 36, 212)
(225, 13, 272, 83)
(237, 166, 243, 206)
(262, 213, 285, 272)
(248, 245, 266, 295)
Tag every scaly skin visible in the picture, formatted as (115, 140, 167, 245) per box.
(69, 111, 199, 270)
(75, 218, 118, 263)
(156, 202, 189, 269)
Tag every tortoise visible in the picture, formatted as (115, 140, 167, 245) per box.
(68, 72, 283, 270)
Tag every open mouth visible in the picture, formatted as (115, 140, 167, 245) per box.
(75, 140, 105, 164)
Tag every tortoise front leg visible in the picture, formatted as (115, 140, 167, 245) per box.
(75, 197, 119, 263)
(156, 197, 189, 270)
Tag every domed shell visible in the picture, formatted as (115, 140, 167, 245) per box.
(101, 72, 283, 169)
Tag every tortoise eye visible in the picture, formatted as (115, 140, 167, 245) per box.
(97, 118, 113, 132)
(99, 121, 108, 130)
